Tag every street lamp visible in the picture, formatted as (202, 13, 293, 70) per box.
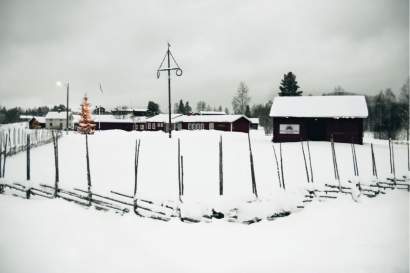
(57, 82, 69, 135)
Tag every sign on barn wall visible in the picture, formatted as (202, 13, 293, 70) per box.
(279, 124, 300, 134)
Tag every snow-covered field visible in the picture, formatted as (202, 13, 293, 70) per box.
(0, 128, 409, 272)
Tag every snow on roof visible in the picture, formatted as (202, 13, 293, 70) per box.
(173, 115, 251, 123)
(249, 118, 259, 124)
(199, 111, 226, 115)
(45, 111, 73, 119)
(30, 116, 46, 123)
(269, 96, 368, 118)
(145, 114, 183, 123)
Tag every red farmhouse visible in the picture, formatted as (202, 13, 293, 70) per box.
(269, 96, 368, 144)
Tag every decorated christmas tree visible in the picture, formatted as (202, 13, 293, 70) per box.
(78, 94, 96, 135)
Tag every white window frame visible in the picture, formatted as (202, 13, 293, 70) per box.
(188, 123, 191, 130)
(153, 123, 156, 129)
(148, 123, 151, 129)
(141, 124, 144, 130)
(201, 123, 204, 129)
(196, 123, 200, 130)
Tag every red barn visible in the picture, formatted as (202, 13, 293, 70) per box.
(173, 115, 251, 133)
(269, 96, 368, 144)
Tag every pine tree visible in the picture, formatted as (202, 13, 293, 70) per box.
(147, 101, 160, 117)
(184, 101, 192, 114)
(78, 94, 96, 135)
(279, 72, 303, 96)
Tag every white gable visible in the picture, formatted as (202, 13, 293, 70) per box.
(269, 96, 368, 118)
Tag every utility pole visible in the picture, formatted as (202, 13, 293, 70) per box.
(157, 43, 183, 138)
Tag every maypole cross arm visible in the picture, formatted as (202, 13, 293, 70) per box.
(156, 47, 183, 79)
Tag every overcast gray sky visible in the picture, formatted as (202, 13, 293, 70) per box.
(0, 0, 408, 113)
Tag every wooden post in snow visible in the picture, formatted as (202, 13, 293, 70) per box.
(178, 138, 181, 199)
(52, 130, 59, 197)
(219, 135, 223, 196)
(3, 135, 8, 177)
(248, 133, 257, 198)
(272, 144, 282, 188)
(0, 132, 2, 178)
(134, 139, 140, 198)
(85, 134, 92, 206)
(371, 143, 378, 178)
(301, 139, 310, 183)
(407, 142, 409, 172)
(391, 140, 396, 185)
(280, 143, 285, 190)
(181, 155, 184, 196)
(27, 134, 30, 181)
(307, 139, 313, 183)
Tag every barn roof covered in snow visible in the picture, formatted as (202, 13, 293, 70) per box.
(145, 114, 183, 123)
(173, 115, 251, 123)
(45, 111, 73, 119)
(269, 96, 368, 118)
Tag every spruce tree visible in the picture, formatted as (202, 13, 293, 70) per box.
(245, 105, 251, 117)
(78, 94, 96, 135)
(279, 72, 303, 96)
(147, 101, 160, 117)
(184, 101, 192, 114)
(178, 100, 185, 114)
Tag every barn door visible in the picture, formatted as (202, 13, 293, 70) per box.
(307, 119, 326, 141)
(209, 123, 214, 130)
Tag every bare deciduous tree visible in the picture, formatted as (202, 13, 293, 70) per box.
(232, 82, 251, 114)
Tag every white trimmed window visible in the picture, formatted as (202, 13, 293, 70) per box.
(196, 123, 200, 130)
(188, 123, 191, 130)
(201, 123, 204, 129)
(153, 123, 156, 129)
(157, 123, 160, 127)
(161, 123, 163, 127)
(141, 125, 144, 130)
(148, 123, 151, 129)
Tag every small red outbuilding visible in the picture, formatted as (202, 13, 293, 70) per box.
(269, 96, 368, 144)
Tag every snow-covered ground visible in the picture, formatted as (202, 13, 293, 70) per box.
(0, 128, 409, 272)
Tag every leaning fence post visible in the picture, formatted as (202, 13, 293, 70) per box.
(3, 135, 8, 177)
(371, 143, 378, 178)
(301, 139, 310, 183)
(391, 140, 396, 185)
(0, 133, 2, 178)
(85, 134, 92, 206)
(248, 133, 257, 198)
(272, 144, 282, 188)
(280, 143, 285, 190)
(52, 131, 59, 197)
(134, 139, 140, 198)
(307, 139, 313, 183)
(27, 134, 31, 181)
(181, 155, 184, 196)
(219, 135, 223, 196)
(178, 138, 181, 200)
